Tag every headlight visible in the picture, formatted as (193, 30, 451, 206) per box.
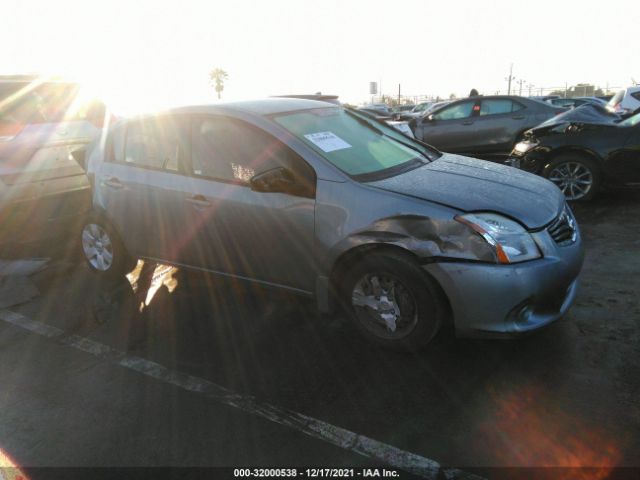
(455, 213, 541, 264)
(513, 140, 537, 154)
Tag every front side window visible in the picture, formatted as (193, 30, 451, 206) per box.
(124, 117, 184, 170)
(191, 116, 313, 186)
(274, 107, 431, 178)
(479, 99, 523, 116)
(433, 101, 475, 120)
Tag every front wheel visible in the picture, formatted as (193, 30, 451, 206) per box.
(543, 155, 601, 201)
(341, 252, 447, 350)
(81, 215, 136, 279)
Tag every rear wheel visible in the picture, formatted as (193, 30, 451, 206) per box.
(81, 215, 136, 279)
(543, 154, 601, 201)
(341, 251, 446, 350)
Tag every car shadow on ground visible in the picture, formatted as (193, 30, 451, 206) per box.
(65, 258, 578, 449)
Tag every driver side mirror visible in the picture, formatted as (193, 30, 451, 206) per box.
(425, 114, 435, 122)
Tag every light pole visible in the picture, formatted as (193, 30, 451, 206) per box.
(505, 63, 514, 95)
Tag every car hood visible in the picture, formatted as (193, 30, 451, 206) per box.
(534, 104, 621, 132)
(528, 120, 619, 139)
(367, 154, 564, 229)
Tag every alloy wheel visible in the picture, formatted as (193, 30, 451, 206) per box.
(351, 273, 418, 339)
(82, 223, 114, 271)
(548, 161, 593, 200)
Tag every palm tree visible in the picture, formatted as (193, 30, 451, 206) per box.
(209, 68, 228, 99)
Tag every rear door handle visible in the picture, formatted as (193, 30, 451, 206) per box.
(512, 115, 525, 120)
(104, 177, 123, 189)
(185, 194, 211, 208)
(462, 121, 474, 125)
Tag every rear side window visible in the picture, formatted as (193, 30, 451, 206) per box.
(124, 117, 186, 171)
(479, 99, 524, 116)
(108, 126, 126, 163)
(632, 91, 640, 101)
(433, 101, 475, 120)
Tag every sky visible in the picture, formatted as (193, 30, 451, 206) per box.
(1, 0, 638, 114)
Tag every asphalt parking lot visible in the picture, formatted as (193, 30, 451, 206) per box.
(0, 191, 639, 479)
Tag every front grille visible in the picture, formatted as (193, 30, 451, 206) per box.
(547, 206, 577, 246)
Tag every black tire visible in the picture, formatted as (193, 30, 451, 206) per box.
(340, 251, 447, 351)
(542, 154, 601, 202)
(80, 213, 136, 280)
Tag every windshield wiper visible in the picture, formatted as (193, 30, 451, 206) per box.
(351, 157, 425, 183)
(344, 108, 434, 162)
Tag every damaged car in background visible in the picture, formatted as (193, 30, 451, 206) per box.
(0, 75, 108, 256)
(509, 109, 640, 201)
(83, 98, 583, 350)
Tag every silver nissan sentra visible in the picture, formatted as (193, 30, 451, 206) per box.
(83, 98, 584, 350)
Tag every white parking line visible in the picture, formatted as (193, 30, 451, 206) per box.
(0, 309, 483, 480)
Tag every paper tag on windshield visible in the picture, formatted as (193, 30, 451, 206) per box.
(304, 131, 351, 153)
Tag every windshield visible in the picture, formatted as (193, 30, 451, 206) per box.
(620, 112, 640, 127)
(274, 107, 434, 179)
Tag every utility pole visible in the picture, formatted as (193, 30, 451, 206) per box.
(527, 83, 534, 97)
(517, 79, 525, 96)
(505, 63, 514, 95)
(565, 82, 568, 98)
(398, 84, 401, 105)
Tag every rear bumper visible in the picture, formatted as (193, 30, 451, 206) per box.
(423, 232, 584, 338)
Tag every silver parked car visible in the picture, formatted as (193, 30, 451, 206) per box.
(83, 99, 584, 350)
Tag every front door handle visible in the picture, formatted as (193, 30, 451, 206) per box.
(104, 177, 123, 189)
(185, 194, 211, 208)
(462, 121, 474, 125)
(512, 115, 525, 120)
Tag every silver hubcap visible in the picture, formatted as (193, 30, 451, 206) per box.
(548, 162, 593, 200)
(82, 223, 114, 271)
(351, 274, 418, 339)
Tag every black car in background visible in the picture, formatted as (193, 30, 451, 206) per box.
(508, 111, 640, 201)
(410, 95, 564, 159)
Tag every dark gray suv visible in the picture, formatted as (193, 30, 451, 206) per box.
(83, 99, 584, 350)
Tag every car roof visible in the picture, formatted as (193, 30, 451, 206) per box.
(159, 98, 337, 118)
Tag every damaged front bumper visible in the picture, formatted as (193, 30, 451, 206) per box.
(423, 229, 584, 338)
